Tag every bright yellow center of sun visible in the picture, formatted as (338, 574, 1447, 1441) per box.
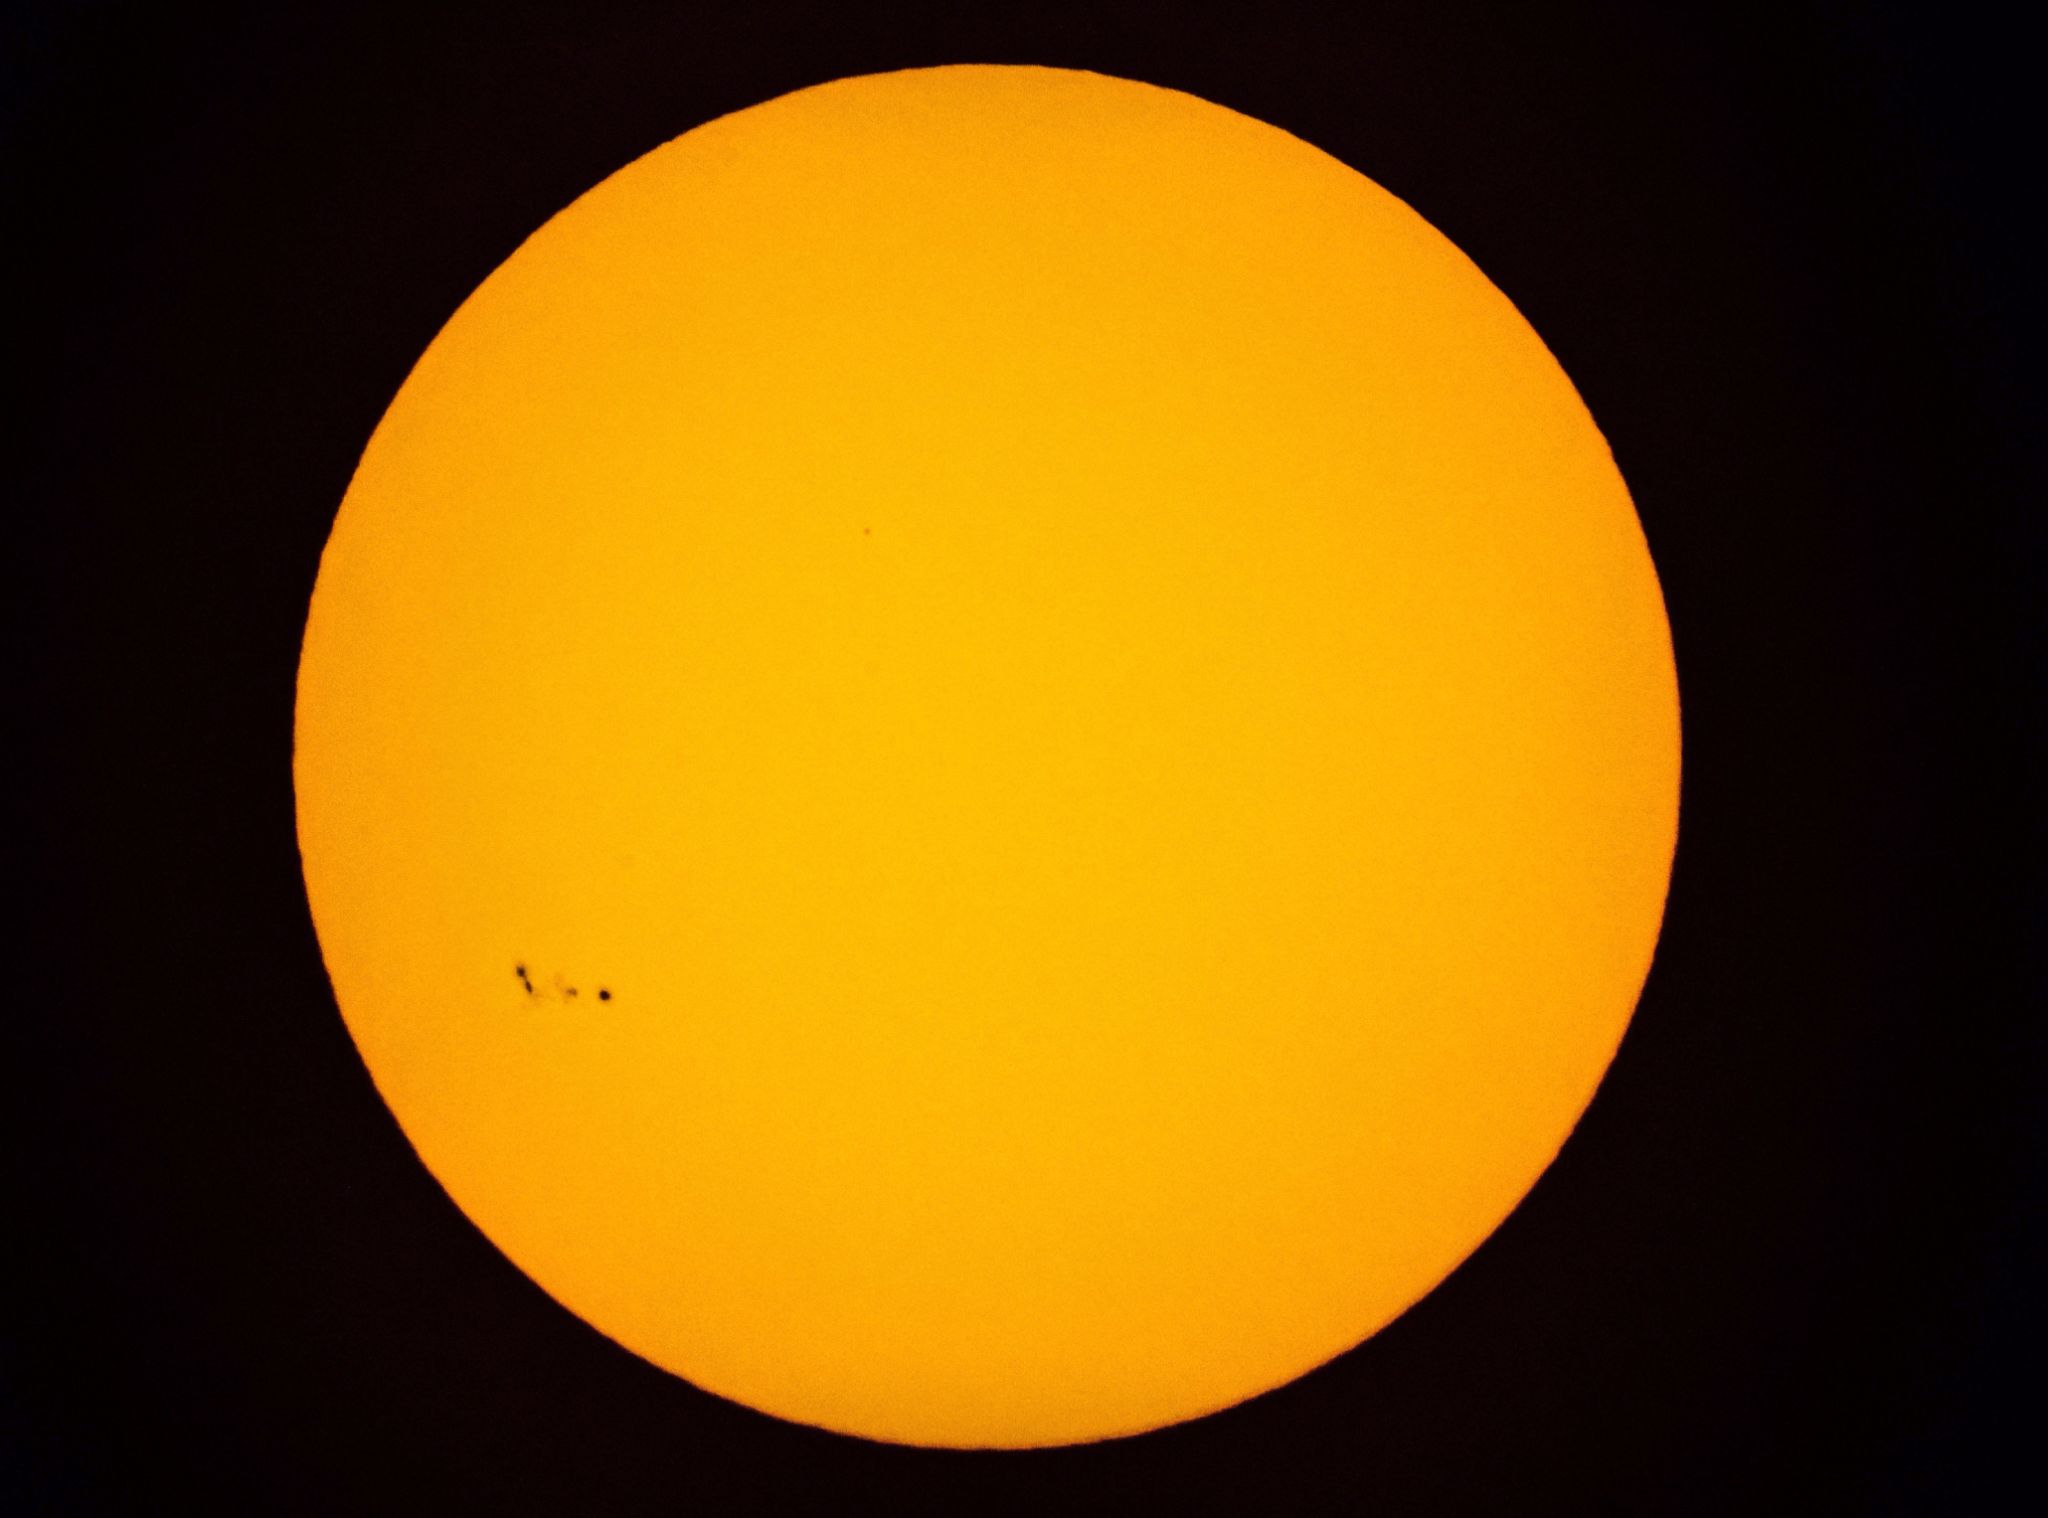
(295, 64, 1679, 1449)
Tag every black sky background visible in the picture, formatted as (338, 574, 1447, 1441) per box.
(10, 2, 2038, 1512)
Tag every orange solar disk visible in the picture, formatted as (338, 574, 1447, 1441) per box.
(295, 65, 1680, 1448)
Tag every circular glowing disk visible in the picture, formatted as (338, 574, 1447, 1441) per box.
(295, 65, 1680, 1448)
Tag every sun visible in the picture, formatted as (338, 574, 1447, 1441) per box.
(293, 64, 1679, 1449)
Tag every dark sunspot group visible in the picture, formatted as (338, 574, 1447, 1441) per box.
(514, 962, 611, 1003)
